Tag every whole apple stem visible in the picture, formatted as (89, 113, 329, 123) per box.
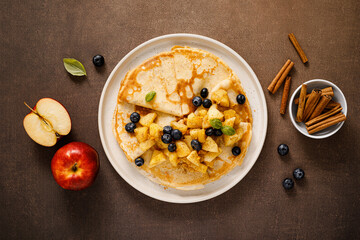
(72, 162, 78, 172)
(24, 102, 61, 139)
(24, 102, 38, 114)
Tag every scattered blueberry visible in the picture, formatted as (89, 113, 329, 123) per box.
(161, 133, 172, 144)
(130, 112, 140, 123)
(202, 99, 212, 108)
(232, 146, 241, 156)
(192, 96, 202, 107)
(278, 144, 289, 156)
(282, 178, 294, 190)
(200, 88, 209, 98)
(191, 140, 202, 151)
(293, 168, 305, 180)
(236, 94, 246, 104)
(205, 127, 214, 136)
(214, 129, 223, 136)
(171, 129, 182, 140)
(125, 122, 136, 133)
(135, 157, 144, 167)
(93, 54, 105, 67)
(163, 126, 173, 134)
(168, 143, 176, 152)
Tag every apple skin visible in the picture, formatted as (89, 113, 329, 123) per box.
(51, 142, 99, 190)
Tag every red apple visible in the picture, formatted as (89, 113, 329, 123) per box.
(23, 98, 71, 147)
(51, 142, 99, 190)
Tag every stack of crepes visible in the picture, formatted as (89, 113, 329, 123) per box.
(112, 46, 252, 190)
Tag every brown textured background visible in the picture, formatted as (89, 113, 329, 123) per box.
(1, 0, 359, 239)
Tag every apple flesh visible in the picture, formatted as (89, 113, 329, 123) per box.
(51, 142, 99, 190)
(23, 98, 71, 147)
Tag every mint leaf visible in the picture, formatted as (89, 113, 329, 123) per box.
(145, 91, 156, 102)
(63, 58, 87, 76)
(210, 119, 222, 129)
(221, 126, 236, 135)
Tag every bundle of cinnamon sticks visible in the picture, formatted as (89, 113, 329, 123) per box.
(267, 33, 309, 115)
(295, 85, 346, 134)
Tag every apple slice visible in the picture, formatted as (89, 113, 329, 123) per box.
(23, 113, 58, 147)
(23, 98, 71, 147)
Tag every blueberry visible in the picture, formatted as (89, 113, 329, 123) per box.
(232, 146, 241, 156)
(202, 99, 212, 108)
(278, 144, 289, 156)
(200, 88, 209, 98)
(293, 168, 305, 180)
(163, 126, 173, 134)
(171, 129, 182, 140)
(125, 122, 136, 133)
(168, 143, 176, 152)
(214, 129, 223, 136)
(130, 112, 140, 123)
(205, 127, 214, 136)
(135, 157, 144, 167)
(282, 178, 294, 190)
(93, 54, 105, 67)
(192, 96, 202, 107)
(191, 139, 202, 151)
(236, 94, 246, 104)
(161, 133, 172, 144)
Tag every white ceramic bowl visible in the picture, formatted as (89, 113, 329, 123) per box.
(289, 79, 347, 139)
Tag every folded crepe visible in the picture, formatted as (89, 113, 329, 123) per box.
(113, 46, 252, 189)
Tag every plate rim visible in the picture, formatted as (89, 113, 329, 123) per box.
(98, 33, 268, 203)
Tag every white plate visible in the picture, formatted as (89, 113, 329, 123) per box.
(98, 34, 268, 203)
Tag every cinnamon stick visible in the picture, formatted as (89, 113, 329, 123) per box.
(288, 33, 308, 63)
(306, 113, 346, 134)
(296, 84, 307, 122)
(305, 105, 342, 127)
(294, 87, 334, 104)
(307, 113, 344, 131)
(325, 100, 341, 110)
(308, 95, 332, 120)
(280, 76, 291, 114)
(272, 61, 294, 94)
(303, 89, 322, 121)
(267, 59, 291, 93)
(321, 87, 334, 96)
